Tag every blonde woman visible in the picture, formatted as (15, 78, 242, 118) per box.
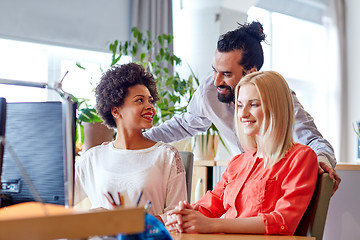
(166, 71, 318, 235)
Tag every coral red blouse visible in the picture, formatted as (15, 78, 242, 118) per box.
(196, 143, 318, 235)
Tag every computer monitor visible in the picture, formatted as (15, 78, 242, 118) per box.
(0, 101, 76, 207)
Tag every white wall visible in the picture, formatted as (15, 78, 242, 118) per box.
(0, 0, 131, 52)
(173, 3, 219, 80)
(323, 168, 360, 240)
(172, 0, 249, 81)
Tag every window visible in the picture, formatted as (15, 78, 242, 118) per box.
(0, 39, 130, 104)
(248, 7, 339, 159)
(0, 39, 48, 102)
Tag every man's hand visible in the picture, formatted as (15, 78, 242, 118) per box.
(318, 161, 341, 196)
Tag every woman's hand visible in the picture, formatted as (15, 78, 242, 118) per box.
(90, 207, 108, 211)
(166, 212, 181, 232)
(166, 201, 187, 232)
(176, 208, 214, 233)
(166, 200, 198, 232)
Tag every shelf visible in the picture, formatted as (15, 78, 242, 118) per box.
(193, 160, 216, 166)
(335, 163, 360, 171)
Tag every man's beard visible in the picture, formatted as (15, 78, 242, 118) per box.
(217, 85, 235, 103)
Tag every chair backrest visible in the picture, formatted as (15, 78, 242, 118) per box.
(179, 151, 194, 203)
(295, 173, 334, 240)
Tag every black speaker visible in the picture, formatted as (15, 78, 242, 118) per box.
(0, 97, 6, 178)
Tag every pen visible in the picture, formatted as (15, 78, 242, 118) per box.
(118, 192, 123, 206)
(136, 190, 143, 206)
(108, 192, 116, 204)
(104, 193, 117, 207)
(104, 192, 124, 207)
(144, 200, 152, 213)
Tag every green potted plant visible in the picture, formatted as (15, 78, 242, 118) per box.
(353, 122, 360, 139)
(353, 121, 360, 159)
(110, 28, 229, 157)
(73, 27, 198, 152)
(108, 27, 198, 125)
(70, 94, 114, 154)
(74, 27, 227, 157)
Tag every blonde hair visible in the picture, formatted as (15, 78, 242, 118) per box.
(235, 71, 294, 167)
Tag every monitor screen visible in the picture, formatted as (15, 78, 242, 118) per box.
(0, 101, 75, 206)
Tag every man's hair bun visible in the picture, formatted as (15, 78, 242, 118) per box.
(241, 21, 266, 43)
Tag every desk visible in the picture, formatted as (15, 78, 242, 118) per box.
(0, 202, 144, 240)
(171, 233, 315, 240)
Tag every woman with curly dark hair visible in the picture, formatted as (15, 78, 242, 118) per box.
(75, 63, 187, 224)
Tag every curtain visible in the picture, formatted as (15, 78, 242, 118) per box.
(324, 0, 347, 163)
(335, 0, 348, 163)
(131, 0, 173, 37)
(131, 0, 173, 62)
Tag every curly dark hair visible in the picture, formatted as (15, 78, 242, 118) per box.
(95, 63, 159, 128)
(217, 21, 266, 71)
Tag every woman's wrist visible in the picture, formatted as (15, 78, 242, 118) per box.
(208, 217, 220, 233)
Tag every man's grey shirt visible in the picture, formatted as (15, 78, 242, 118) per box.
(144, 74, 336, 167)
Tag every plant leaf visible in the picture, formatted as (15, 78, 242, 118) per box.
(76, 63, 86, 70)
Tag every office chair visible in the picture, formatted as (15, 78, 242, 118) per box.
(179, 151, 194, 203)
(295, 173, 334, 240)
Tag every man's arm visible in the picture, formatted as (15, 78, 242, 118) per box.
(291, 91, 340, 194)
(144, 79, 214, 143)
(143, 111, 212, 143)
(291, 91, 336, 167)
